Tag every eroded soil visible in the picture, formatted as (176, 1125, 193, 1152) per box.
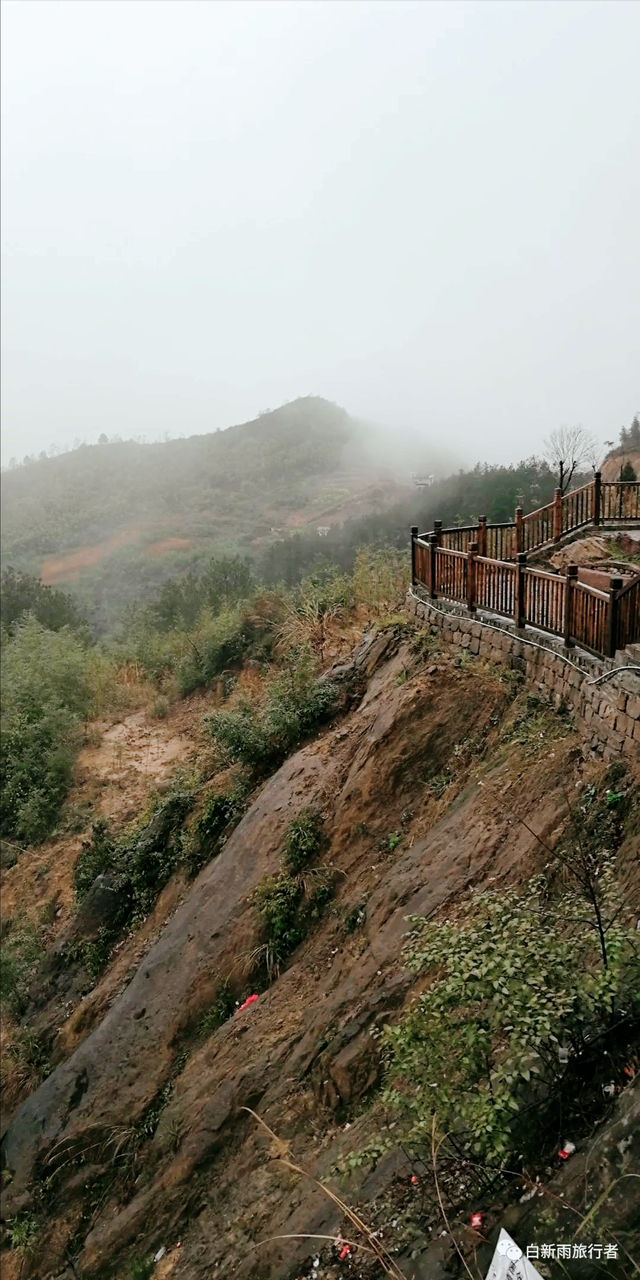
(1, 625, 638, 1280)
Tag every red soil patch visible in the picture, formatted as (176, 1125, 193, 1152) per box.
(41, 529, 142, 584)
(41, 524, 196, 583)
(142, 537, 193, 557)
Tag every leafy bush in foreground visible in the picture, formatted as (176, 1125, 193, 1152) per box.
(355, 868, 639, 1170)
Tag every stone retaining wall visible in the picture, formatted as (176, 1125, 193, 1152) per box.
(407, 587, 640, 763)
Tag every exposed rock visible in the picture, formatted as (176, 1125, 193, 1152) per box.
(550, 536, 610, 571)
(66, 873, 124, 941)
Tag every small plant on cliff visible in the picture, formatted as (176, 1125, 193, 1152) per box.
(247, 810, 332, 979)
(73, 817, 116, 896)
(282, 807, 324, 874)
(184, 783, 248, 876)
(0, 917, 43, 1018)
(64, 795, 195, 986)
(6, 1212, 40, 1258)
(199, 978, 235, 1036)
(253, 872, 305, 976)
(126, 1256, 155, 1280)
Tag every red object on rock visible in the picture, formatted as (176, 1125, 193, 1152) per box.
(339, 1245, 351, 1260)
(410, 1174, 419, 1184)
(236, 994, 259, 1014)
(470, 1213, 483, 1229)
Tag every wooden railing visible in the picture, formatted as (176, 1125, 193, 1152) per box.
(561, 481, 594, 534)
(523, 567, 565, 636)
(613, 577, 640, 655)
(601, 482, 640, 523)
(410, 472, 640, 657)
(569, 579, 610, 658)
(417, 475, 639, 563)
(411, 524, 640, 659)
(476, 555, 515, 616)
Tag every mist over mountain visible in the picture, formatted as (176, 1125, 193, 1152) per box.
(2, 396, 459, 630)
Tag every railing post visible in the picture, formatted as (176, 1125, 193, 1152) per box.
(433, 519, 443, 546)
(563, 564, 578, 648)
(514, 506, 523, 556)
(553, 488, 563, 542)
(477, 515, 487, 558)
(606, 576, 623, 658)
(514, 552, 527, 630)
(593, 472, 601, 527)
(467, 541, 477, 612)
(429, 533, 438, 600)
(410, 526, 418, 587)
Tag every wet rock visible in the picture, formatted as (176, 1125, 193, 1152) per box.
(327, 1031, 380, 1105)
(70, 873, 124, 940)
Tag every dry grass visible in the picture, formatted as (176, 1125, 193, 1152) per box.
(244, 1108, 408, 1278)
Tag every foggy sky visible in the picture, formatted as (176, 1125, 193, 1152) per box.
(2, 0, 639, 468)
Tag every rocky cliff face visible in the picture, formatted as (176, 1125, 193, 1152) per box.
(1, 624, 638, 1280)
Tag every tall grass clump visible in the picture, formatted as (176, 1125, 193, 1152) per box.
(351, 547, 409, 612)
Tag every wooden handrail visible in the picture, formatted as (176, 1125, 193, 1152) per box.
(521, 498, 555, 522)
(523, 566, 569, 584)
(410, 474, 640, 658)
(572, 582, 609, 602)
(615, 575, 640, 599)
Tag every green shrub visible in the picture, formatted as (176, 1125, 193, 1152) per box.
(198, 978, 235, 1036)
(344, 902, 366, 933)
(249, 811, 332, 978)
(363, 869, 640, 1170)
(0, 616, 119, 843)
(185, 785, 247, 875)
(175, 607, 251, 696)
(65, 795, 195, 985)
(73, 818, 116, 897)
(126, 1257, 155, 1280)
(0, 920, 43, 1018)
(205, 650, 337, 771)
(282, 807, 323, 874)
(253, 872, 305, 975)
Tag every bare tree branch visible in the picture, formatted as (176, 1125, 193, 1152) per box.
(543, 426, 601, 495)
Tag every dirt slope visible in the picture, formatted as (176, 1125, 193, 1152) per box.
(1, 628, 636, 1279)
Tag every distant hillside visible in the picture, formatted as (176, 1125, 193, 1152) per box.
(0, 398, 411, 631)
(1, 398, 351, 559)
